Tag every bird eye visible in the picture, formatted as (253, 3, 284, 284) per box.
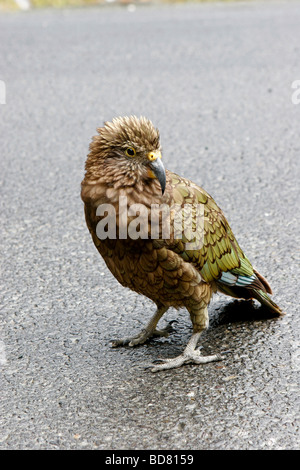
(125, 147, 136, 157)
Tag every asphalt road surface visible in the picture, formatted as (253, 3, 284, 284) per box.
(0, 0, 299, 450)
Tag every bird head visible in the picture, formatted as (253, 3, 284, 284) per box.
(86, 115, 166, 194)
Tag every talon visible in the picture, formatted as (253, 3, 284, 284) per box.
(111, 339, 129, 348)
(111, 306, 169, 348)
(149, 332, 223, 372)
(152, 320, 177, 338)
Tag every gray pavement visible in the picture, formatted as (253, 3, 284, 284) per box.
(0, 1, 299, 450)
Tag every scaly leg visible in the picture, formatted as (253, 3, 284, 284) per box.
(111, 305, 169, 347)
(150, 304, 222, 372)
(150, 331, 222, 372)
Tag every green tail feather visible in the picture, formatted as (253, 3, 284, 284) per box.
(216, 283, 283, 316)
(252, 289, 283, 316)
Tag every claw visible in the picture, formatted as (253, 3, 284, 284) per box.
(152, 320, 176, 338)
(150, 349, 223, 372)
(111, 318, 176, 348)
(148, 332, 225, 372)
(111, 330, 149, 348)
(111, 338, 130, 348)
(111, 306, 169, 348)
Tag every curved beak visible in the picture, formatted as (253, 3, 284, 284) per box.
(147, 150, 166, 195)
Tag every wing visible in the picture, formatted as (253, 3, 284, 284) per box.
(159, 172, 258, 287)
(160, 172, 284, 316)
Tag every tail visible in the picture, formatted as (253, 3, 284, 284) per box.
(217, 268, 283, 316)
(251, 289, 283, 316)
(252, 269, 283, 315)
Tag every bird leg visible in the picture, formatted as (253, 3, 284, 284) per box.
(150, 331, 222, 372)
(150, 305, 222, 372)
(111, 305, 169, 347)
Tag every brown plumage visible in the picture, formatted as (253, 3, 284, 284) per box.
(81, 115, 282, 372)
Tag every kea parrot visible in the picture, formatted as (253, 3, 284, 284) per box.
(81, 115, 282, 372)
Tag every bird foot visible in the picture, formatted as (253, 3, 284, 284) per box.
(150, 348, 223, 372)
(153, 320, 177, 337)
(111, 321, 176, 348)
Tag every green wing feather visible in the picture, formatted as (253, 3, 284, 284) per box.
(168, 173, 246, 281)
(163, 172, 282, 315)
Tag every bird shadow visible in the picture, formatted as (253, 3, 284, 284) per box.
(145, 300, 281, 363)
(210, 299, 280, 328)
